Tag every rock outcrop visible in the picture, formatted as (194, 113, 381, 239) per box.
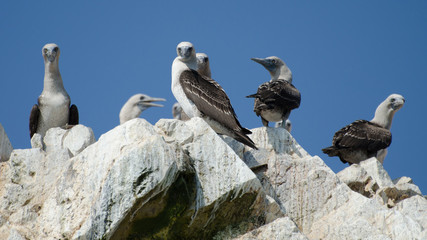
(0, 123, 13, 162)
(337, 158, 424, 208)
(0, 118, 425, 239)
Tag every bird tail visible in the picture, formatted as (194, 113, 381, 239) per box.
(235, 131, 258, 150)
(322, 146, 338, 157)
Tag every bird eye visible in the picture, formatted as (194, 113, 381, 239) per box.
(390, 98, 395, 102)
(204, 57, 208, 63)
(272, 59, 276, 64)
(140, 96, 145, 100)
(188, 47, 193, 51)
(178, 47, 181, 52)
(53, 47, 58, 52)
(43, 48, 48, 54)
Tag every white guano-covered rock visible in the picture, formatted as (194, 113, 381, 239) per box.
(226, 127, 426, 240)
(43, 125, 95, 156)
(1, 119, 274, 239)
(337, 158, 424, 208)
(0, 123, 13, 162)
(337, 162, 379, 197)
(0, 117, 425, 240)
(395, 195, 427, 230)
(62, 124, 96, 156)
(155, 118, 276, 237)
(359, 157, 394, 188)
(156, 118, 262, 208)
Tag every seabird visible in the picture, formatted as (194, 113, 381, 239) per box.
(171, 42, 257, 149)
(322, 94, 405, 165)
(171, 53, 210, 121)
(247, 56, 301, 127)
(196, 53, 211, 78)
(172, 102, 190, 121)
(275, 119, 292, 132)
(119, 93, 166, 124)
(29, 43, 79, 139)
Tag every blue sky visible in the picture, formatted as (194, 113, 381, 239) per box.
(1, 1, 426, 193)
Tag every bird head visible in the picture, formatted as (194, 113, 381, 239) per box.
(251, 56, 292, 81)
(176, 42, 196, 62)
(134, 94, 166, 111)
(42, 43, 60, 63)
(371, 93, 405, 129)
(172, 102, 183, 120)
(196, 53, 209, 65)
(387, 94, 405, 112)
(251, 56, 283, 72)
(196, 52, 211, 78)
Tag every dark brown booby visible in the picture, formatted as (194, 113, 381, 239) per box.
(322, 94, 405, 165)
(247, 56, 301, 127)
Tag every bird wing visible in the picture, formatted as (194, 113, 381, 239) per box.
(29, 104, 40, 138)
(264, 79, 301, 108)
(179, 69, 250, 134)
(69, 104, 79, 125)
(248, 80, 301, 108)
(333, 120, 392, 152)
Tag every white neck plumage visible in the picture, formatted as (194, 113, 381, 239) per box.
(271, 66, 292, 83)
(370, 101, 394, 130)
(43, 61, 65, 93)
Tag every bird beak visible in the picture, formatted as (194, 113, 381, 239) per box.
(251, 57, 268, 66)
(47, 54, 56, 62)
(180, 47, 192, 59)
(251, 57, 276, 73)
(46, 51, 57, 62)
(139, 97, 166, 108)
(392, 99, 405, 111)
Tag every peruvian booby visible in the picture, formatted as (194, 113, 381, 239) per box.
(119, 93, 166, 124)
(196, 53, 211, 78)
(322, 94, 405, 165)
(172, 102, 190, 121)
(275, 119, 292, 132)
(29, 43, 79, 139)
(247, 56, 301, 127)
(171, 42, 257, 149)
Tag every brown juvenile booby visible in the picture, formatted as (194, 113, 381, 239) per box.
(29, 43, 79, 139)
(119, 93, 166, 124)
(322, 94, 405, 165)
(247, 56, 301, 127)
(171, 42, 257, 149)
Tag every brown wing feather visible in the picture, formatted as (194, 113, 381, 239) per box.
(69, 104, 79, 125)
(333, 120, 391, 152)
(247, 79, 301, 115)
(180, 69, 249, 133)
(29, 104, 40, 138)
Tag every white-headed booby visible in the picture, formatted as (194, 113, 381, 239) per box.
(119, 93, 166, 124)
(196, 53, 211, 78)
(29, 43, 79, 138)
(172, 102, 190, 121)
(247, 56, 301, 127)
(171, 42, 257, 149)
(275, 119, 292, 132)
(322, 94, 405, 165)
